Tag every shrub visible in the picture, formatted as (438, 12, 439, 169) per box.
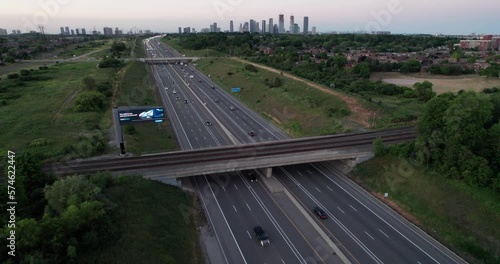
(244, 64, 258, 72)
(74, 91, 106, 112)
(7, 73, 19, 79)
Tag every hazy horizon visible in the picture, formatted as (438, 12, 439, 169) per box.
(1, 0, 499, 35)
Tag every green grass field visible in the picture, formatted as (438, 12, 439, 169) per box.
(161, 37, 227, 57)
(78, 176, 204, 264)
(0, 62, 116, 160)
(195, 58, 353, 136)
(351, 156, 500, 263)
(116, 61, 178, 154)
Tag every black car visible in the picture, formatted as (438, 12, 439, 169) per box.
(313, 207, 328, 219)
(184, 99, 189, 104)
(248, 131, 255, 137)
(253, 226, 270, 246)
(248, 172, 257, 182)
(206, 121, 212, 126)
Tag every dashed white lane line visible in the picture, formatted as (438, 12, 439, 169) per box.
(246, 203, 252, 211)
(365, 231, 375, 240)
(234, 184, 238, 190)
(246, 230, 252, 239)
(379, 229, 390, 239)
(337, 207, 345, 214)
(326, 186, 333, 192)
(233, 205, 237, 212)
(307, 170, 313, 174)
(349, 204, 358, 212)
(315, 187, 322, 193)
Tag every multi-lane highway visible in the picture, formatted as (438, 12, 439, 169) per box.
(143, 36, 466, 264)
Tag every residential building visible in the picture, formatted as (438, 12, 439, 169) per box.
(76, 28, 80, 35)
(268, 18, 273, 34)
(16, 30, 20, 35)
(273, 24, 279, 34)
(213, 22, 217, 32)
(290, 15, 294, 33)
(71, 29, 74, 35)
(279, 14, 284, 33)
(178, 27, 182, 34)
(183, 27, 191, 34)
(0, 28, 7, 35)
(243, 22, 249, 32)
(60, 27, 64, 34)
(303, 16, 309, 34)
(293, 23, 300, 34)
(81, 28, 86, 35)
(312, 26, 317, 34)
(65, 26, 69, 35)
(262, 20, 266, 34)
(250, 19, 256, 33)
(230, 20, 234, 33)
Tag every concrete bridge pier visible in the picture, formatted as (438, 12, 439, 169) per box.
(259, 167, 273, 178)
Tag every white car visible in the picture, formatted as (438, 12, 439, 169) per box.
(173, 90, 177, 94)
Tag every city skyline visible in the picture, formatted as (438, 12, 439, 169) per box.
(1, 0, 500, 35)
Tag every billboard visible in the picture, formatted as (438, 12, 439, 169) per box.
(118, 108, 164, 124)
(231, 87, 241, 93)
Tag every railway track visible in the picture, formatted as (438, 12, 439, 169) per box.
(46, 127, 416, 176)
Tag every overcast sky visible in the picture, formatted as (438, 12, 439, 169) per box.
(1, 0, 499, 34)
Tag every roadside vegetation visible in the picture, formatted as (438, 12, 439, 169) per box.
(161, 37, 227, 57)
(353, 90, 500, 263)
(0, 154, 203, 264)
(115, 61, 178, 153)
(197, 57, 352, 136)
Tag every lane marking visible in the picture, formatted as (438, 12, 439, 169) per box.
(379, 229, 390, 239)
(326, 186, 333, 192)
(247, 230, 252, 239)
(365, 231, 375, 240)
(315, 187, 322, 193)
(233, 205, 237, 212)
(307, 170, 313, 174)
(349, 205, 358, 212)
(337, 207, 345, 214)
(246, 203, 252, 211)
(234, 184, 238, 190)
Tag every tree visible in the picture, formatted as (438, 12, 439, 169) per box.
(82, 76, 96, 90)
(413, 81, 435, 102)
(74, 91, 106, 112)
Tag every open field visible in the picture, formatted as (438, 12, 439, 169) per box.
(116, 61, 178, 154)
(0, 62, 51, 79)
(0, 62, 116, 160)
(196, 57, 355, 136)
(161, 37, 227, 57)
(371, 72, 500, 94)
(351, 156, 500, 263)
(78, 176, 204, 264)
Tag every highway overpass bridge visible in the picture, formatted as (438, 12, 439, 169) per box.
(45, 127, 416, 179)
(139, 57, 199, 64)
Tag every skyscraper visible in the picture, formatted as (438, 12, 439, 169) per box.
(278, 14, 284, 33)
(81, 28, 86, 35)
(60, 27, 64, 34)
(312, 26, 317, 34)
(290, 15, 294, 34)
(249, 19, 256, 33)
(303, 16, 309, 34)
(178, 27, 182, 34)
(230, 20, 234, 33)
(262, 20, 266, 34)
(76, 28, 80, 35)
(213, 22, 217, 32)
(239, 23, 243, 32)
(71, 29, 74, 35)
(268, 18, 273, 34)
(243, 22, 249, 32)
(103, 27, 113, 36)
(64, 26, 69, 35)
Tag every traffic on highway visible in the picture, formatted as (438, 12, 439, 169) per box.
(143, 36, 466, 264)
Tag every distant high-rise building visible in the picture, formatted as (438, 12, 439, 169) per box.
(11, 30, 16, 34)
(76, 28, 80, 35)
(290, 15, 294, 33)
(213, 22, 217, 32)
(16, 30, 20, 35)
(103, 27, 113, 36)
(210, 24, 214, 32)
(273, 24, 279, 35)
(303, 16, 309, 34)
(268, 18, 273, 34)
(256, 22, 259, 33)
(81, 28, 86, 35)
(279, 14, 284, 33)
(312, 26, 317, 34)
(65, 26, 69, 35)
(239, 23, 242, 32)
(70, 29, 74, 35)
(243, 22, 249, 32)
(0, 28, 7, 35)
(178, 27, 182, 34)
(60, 27, 64, 34)
(262, 20, 266, 34)
(183, 27, 191, 33)
(230, 20, 234, 33)
(249, 19, 256, 33)
(293, 24, 300, 34)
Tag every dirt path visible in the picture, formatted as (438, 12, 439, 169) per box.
(232, 58, 376, 128)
